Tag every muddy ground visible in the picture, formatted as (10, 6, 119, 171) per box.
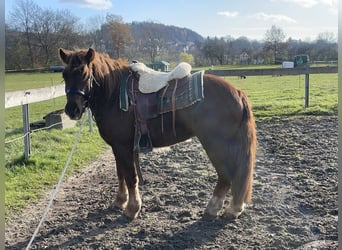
(5, 116, 338, 249)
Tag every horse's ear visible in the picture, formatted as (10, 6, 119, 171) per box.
(85, 48, 95, 64)
(59, 48, 70, 64)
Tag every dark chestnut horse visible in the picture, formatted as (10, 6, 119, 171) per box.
(59, 48, 257, 220)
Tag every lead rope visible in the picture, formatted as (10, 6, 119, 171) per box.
(25, 113, 88, 250)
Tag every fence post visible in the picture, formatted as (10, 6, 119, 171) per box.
(22, 103, 31, 160)
(304, 64, 310, 108)
(87, 108, 93, 132)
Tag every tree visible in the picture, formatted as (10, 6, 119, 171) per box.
(202, 37, 229, 65)
(103, 14, 132, 58)
(7, 0, 81, 68)
(231, 36, 253, 64)
(31, 9, 80, 66)
(85, 14, 107, 52)
(264, 25, 286, 64)
(316, 32, 336, 43)
(179, 52, 194, 64)
(137, 22, 165, 63)
(9, 0, 41, 67)
(314, 32, 338, 61)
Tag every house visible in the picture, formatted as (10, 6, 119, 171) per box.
(147, 61, 170, 72)
(239, 52, 249, 65)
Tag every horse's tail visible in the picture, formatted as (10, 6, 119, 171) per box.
(232, 90, 257, 204)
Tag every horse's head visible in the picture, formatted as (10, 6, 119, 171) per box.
(59, 48, 96, 120)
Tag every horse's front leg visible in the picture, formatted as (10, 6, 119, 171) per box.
(114, 149, 141, 220)
(113, 161, 128, 209)
(124, 174, 141, 220)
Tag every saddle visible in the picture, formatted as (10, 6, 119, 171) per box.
(130, 62, 192, 93)
(120, 65, 204, 153)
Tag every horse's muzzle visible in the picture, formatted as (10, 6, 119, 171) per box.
(65, 102, 84, 120)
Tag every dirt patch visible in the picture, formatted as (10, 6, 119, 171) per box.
(6, 116, 338, 249)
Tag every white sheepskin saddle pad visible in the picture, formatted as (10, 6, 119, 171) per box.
(130, 62, 192, 93)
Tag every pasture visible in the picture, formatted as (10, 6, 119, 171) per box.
(225, 73, 337, 117)
(5, 68, 338, 248)
(5, 72, 63, 91)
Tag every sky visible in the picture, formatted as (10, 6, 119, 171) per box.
(5, 0, 338, 41)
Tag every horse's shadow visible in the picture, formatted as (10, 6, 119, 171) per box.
(119, 216, 234, 250)
(7, 206, 235, 249)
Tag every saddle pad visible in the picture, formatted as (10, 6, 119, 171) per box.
(157, 70, 204, 114)
(119, 71, 204, 118)
(130, 62, 192, 93)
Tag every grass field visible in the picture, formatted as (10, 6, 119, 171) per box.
(225, 73, 338, 117)
(5, 72, 63, 91)
(4, 67, 338, 218)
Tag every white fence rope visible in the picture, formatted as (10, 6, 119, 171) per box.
(31, 121, 63, 133)
(5, 121, 64, 144)
(25, 114, 87, 250)
(4, 132, 30, 144)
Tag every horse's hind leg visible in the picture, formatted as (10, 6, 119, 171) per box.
(204, 176, 230, 218)
(224, 158, 253, 219)
(224, 185, 246, 219)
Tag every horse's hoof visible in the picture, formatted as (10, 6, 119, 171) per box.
(202, 212, 217, 221)
(223, 205, 244, 219)
(123, 208, 140, 220)
(203, 206, 220, 219)
(113, 199, 128, 210)
(204, 195, 224, 218)
(222, 212, 239, 220)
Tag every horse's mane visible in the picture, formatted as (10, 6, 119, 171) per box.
(71, 49, 130, 99)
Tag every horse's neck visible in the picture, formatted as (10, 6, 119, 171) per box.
(89, 72, 123, 120)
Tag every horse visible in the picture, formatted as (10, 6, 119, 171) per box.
(59, 48, 257, 220)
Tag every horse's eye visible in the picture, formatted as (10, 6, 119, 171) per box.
(78, 66, 89, 80)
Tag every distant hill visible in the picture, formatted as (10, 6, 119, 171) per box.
(128, 21, 204, 62)
(130, 21, 204, 44)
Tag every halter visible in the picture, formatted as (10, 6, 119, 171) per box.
(65, 73, 99, 101)
(66, 88, 88, 99)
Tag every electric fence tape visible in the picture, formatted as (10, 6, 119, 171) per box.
(25, 113, 87, 250)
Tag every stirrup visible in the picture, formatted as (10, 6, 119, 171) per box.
(139, 134, 153, 153)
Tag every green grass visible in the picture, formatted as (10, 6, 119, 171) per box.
(5, 113, 109, 217)
(4, 69, 337, 219)
(5, 72, 63, 91)
(225, 73, 338, 118)
(5, 97, 66, 137)
(5, 123, 109, 217)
